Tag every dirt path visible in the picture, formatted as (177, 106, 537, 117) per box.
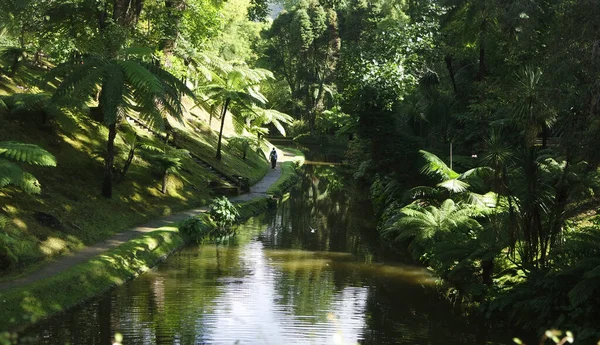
(0, 148, 297, 292)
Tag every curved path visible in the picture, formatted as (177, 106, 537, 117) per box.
(0, 148, 297, 292)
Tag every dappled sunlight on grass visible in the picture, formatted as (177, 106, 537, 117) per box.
(12, 218, 27, 230)
(39, 237, 69, 256)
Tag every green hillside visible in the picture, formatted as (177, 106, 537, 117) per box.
(0, 66, 268, 276)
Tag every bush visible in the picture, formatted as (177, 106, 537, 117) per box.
(208, 196, 240, 230)
(178, 213, 216, 243)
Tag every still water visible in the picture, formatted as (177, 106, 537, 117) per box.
(18, 147, 506, 345)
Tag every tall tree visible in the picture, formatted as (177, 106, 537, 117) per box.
(262, 0, 340, 134)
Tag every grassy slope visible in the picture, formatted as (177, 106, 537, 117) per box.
(0, 66, 267, 276)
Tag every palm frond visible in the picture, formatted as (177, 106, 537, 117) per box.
(17, 172, 42, 194)
(0, 159, 24, 188)
(437, 178, 469, 193)
(419, 149, 459, 181)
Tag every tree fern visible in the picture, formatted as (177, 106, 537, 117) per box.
(0, 141, 57, 166)
(0, 141, 56, 194)
(48, 49, 195, 197)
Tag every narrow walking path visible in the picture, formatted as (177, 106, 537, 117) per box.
(0, 148, 297, 292)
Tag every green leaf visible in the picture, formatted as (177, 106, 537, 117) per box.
(0, 141, 57, 166)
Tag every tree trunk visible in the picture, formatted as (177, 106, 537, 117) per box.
(113, 0, 144, 28)
(445, 54, 458, 95)
(119, 144, 137, 182)
(215, 98, 230, 160)
(481, 259, 494, 286)
(476, 19, 486, 82)
(160, 0, 186, 64)
(102, 122, 118, 198)
(161, 171, 168, 194)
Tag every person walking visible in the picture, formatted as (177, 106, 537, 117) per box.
(269, 147, 278, 169)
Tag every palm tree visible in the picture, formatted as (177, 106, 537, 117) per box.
(203, 66, 273, 160)
(243, 107, 294, 137)
(47, 51, 194, 198)
(0, 141, 56, 194)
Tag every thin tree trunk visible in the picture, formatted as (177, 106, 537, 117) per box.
(481, 259, 493, 286)
(161, 171, 168, 194)
(476, 18, 487, 81)
(216, 98, 230, 160)
(102, 123, 118, 198)
(445, 54, 458, 95)
(119, 144, 137, 182)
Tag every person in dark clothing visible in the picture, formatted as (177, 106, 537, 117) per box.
(269, 148, 278, 169)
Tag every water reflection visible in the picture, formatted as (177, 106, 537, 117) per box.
(18, 151, 505, 345)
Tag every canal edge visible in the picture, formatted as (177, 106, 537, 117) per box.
(0, 148, 305, 335)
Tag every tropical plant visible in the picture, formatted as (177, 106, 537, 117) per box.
(203, 65, 273, 160)
(0, 93, 79, 130)
(0, 141, 57, 194)
(406, 150, 493, 207)
(148, 147, 190, 194)
(116, 122, 161, 181)
(47, 49, 194, 198)
(179, 213, 218, 243)
(0, 46, 28, 76)
(208, 196, 239, 231)
(226, 135, 256, 160)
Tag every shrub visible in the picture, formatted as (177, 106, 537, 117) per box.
(208, 196, 240, 230)
(178, 213, 216, 243)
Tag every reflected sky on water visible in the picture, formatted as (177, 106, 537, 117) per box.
(18, 146, 508, 345)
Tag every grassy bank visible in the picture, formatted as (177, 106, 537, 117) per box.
(0, 149, 304, 335)
(0, 228, 185, 334)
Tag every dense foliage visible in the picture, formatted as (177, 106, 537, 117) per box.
(3, 0, 600, 341)
(255, 0, 600, 341)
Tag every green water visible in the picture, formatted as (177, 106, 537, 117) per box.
(18, 147, 509, 345)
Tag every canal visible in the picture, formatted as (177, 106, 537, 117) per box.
(18, 146, 507, 344)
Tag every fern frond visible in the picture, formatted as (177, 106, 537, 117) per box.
(0, 159, 24, 188)
(17, 172, 42, 194)
(437, 178, 469, 193)
(569, 276, 600, 306)
(0, 142, 57, 166)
